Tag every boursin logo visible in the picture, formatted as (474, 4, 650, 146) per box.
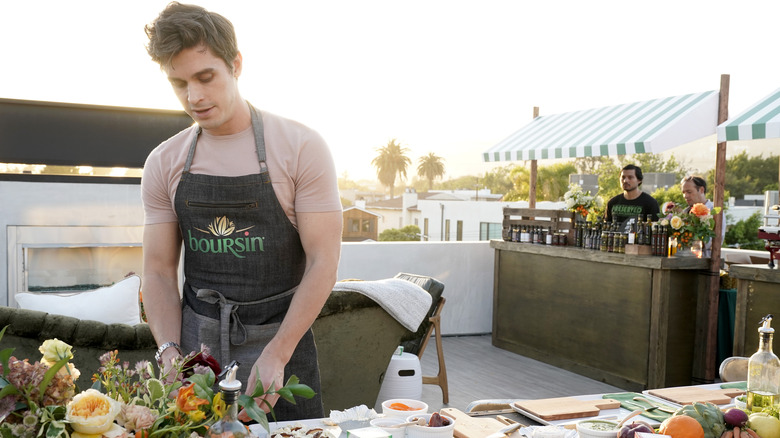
(187, 216, 263, 258)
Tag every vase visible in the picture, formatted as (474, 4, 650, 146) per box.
(676, 240, 703, 258)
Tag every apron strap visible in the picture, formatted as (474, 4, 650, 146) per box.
(192, 285, 298, 364)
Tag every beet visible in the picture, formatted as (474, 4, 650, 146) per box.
(619, 421, 654, 438)
(724, 408, 749, 428)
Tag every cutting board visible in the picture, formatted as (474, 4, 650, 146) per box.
(647, 387, 745, 405)
(513, 397, 621, 421)
(440, 408, 521, 438)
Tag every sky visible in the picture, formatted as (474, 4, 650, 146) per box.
(2, 0, 779, 182)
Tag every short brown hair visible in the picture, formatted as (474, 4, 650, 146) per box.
(145, 2, 238, 71)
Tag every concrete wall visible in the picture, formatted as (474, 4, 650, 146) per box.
(338, 241, 495, 336)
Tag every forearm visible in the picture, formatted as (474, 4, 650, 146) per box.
(144, 272, 183, 347)
(264, 254, 338, 364)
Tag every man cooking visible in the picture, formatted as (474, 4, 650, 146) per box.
(140, 2, 342, 421)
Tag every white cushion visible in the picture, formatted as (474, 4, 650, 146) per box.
(15, 275, 142, 326)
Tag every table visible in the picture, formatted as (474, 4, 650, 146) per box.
(491, 240, 709, 391)
(728, 264, 780, 356)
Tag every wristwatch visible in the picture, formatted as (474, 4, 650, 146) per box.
(155, 341, 182, 364)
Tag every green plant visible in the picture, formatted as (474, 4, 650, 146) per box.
(725, 211, 765, 250)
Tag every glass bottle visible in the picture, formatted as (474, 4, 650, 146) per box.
(207, 361, 251, 438)
(747, 315, 780, 412)
(546, 226, 553, 245)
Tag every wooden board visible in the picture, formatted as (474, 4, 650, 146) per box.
(647, 387, 745, 405)
(440, 408, 521, 438)
(513, 397, 621, 421)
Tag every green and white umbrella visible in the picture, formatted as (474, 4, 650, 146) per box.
(717, 87, 780, 141)
(484, 90, 719, 162)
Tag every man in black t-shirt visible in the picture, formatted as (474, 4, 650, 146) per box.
(604, 164, 660, 230)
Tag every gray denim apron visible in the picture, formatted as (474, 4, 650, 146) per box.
(173, 104, 323, 420)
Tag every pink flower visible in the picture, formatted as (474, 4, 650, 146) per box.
(117, 403, 157, 432)
(663, 201, 677, 213)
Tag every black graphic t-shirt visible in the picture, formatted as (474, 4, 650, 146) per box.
(605, 192, 660, 230)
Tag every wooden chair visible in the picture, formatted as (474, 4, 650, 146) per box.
(394, 273, 449, 404)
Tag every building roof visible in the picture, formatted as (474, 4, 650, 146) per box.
(343, 205, 382, 217)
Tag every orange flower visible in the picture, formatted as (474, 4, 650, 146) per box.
(689, 203, 710, 217)
(175, 383, 209, 421)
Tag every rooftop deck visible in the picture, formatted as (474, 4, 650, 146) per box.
(417, 334, 624, 413)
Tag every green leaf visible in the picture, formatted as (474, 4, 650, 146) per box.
(38, 356, 70, 398)
(286, 383, 315, 399)
(44, 420, 66, 438)
(146, 378, 165, 401)
(238, 394, 269, 431)
(249, 374, 266, 398)
(276, 387, 295, 404)
(0, 380, 19, 399)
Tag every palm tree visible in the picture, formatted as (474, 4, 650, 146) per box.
(371, 139, 411, 197)
(417, 152, 445, 191)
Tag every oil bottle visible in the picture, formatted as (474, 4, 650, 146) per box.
(747, 315, 780, 412)
(207, 360, 254, 437)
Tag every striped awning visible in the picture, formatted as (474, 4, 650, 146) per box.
(717, 87, 780, 142)
(483, 91, 719, 162)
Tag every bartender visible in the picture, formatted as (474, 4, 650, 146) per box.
(681, 175, 713, 211)
(141, 2, 342, 421)
(604, 164, 660, 230)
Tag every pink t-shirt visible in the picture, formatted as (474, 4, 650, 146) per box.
(141, 110, 341, 228)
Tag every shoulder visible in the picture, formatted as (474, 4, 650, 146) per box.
(607, 194, 625, 204)
(145, 124, 198, 168)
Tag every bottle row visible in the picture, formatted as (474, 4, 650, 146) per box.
(573, 215, 674, 256)
(504, 224, 569, 246)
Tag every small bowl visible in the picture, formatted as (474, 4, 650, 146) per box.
(381, 398, 429, 418)
(735, 395, 747, 410)
(405, 413, 455, 438)
(370, 417, 409, 435)
(576, 420, 619, 438)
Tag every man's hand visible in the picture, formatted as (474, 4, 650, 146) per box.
(238, 352, 286, 422)
(160, 347, 183, 384)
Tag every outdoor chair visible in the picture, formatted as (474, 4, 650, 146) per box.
(394, 272, 449, 404)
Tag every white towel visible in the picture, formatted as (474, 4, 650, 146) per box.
(332, 278, 432, 332)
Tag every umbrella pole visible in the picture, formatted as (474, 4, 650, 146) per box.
(693, 74, 730, 384)
(529, 107, 540, 208)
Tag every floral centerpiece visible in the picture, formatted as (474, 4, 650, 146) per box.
(660, 201, 722, 250)
(0, 327, 314, 438)
(563, 183, 604, 222)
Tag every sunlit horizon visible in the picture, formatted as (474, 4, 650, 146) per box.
(3, 0, 779, 183)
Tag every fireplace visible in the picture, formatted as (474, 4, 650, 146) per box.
(7, 225, 143, 306)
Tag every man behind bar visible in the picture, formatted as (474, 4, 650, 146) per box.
(604, 164, 660, 229)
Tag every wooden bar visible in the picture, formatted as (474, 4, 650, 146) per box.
(491, 240, 709, 391)
(728, 264, 780, 356)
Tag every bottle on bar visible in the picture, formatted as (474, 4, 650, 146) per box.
(600, 221, 608, 252)
(627, 217, 636, 245)
(645, 216, 654, 246)
(636, 215, 645, 246)
(546, 226, 553, 245)
(206, 361, 248, 438)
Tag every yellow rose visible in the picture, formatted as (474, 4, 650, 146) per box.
(670, 215, 683, 230)
(39, 338, 73, 366)
(66, 389, 121, 435)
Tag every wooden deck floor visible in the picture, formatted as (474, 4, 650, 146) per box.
(416, 334, 625, 413)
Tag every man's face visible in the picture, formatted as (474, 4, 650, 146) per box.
(620, 169, 640, 193)
(164, 44, 243, 135)
(681, 180, 706, 206)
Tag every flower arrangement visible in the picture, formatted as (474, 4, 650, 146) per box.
(0, 327, 314, 438)
(660, 201, 722, 248)
(563, 183, 604, 222)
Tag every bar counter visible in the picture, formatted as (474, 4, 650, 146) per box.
(490, 239, 709, 391)
(728, 264, 780, 356)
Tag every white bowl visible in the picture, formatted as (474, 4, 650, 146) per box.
(370, 417, 409, 435)
(381, 398, 429, 418)
(576, 420, 619, 438)
(405, 413, 455, 438)
(534, 425, 567, 438)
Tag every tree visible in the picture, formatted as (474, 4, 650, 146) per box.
(371, 138, 411, 198)
(417, 153, 446, 191)
(481, 165, 515, 197)
(596, 153, 692, 201)
(725, 211, 765, 250)
(378, 225, 421, 241)
(504, 162, 577, 201)
(705, 151, 779, 200)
